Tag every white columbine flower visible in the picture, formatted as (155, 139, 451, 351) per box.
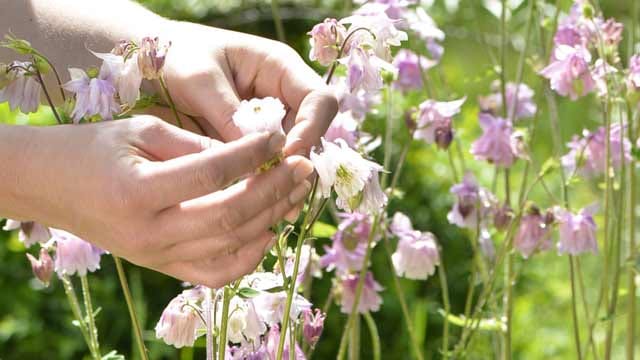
(93, 51, 143, 107)
(310, 138, 387, 214)
(232, 97, 286, 135)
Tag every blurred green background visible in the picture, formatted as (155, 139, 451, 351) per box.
(0, 0, 637, 359)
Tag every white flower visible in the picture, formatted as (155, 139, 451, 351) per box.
(218, 297, 266, 344)
(155, 290, 203, 348)
(392, 230, 440, 280)
(341, 9, 408, 61)
(232, 97, 286, 135)
(0, 61, 41, 113)
(93, 51, 143, 107)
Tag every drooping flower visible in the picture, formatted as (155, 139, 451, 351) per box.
(599, 18, 624, 47)
(478, 81, 537, 120)
(414, 97, 465, 149)
(561, 124, 631, 177)
(493, 204, 513, 231)
(392, 230, 440, 280)
(0, 61, 41, 113)
(514, 207, 553, 258)
(220, 296, 267, 344)
(539, 45, 594, 100)
(51, 229, 104, 276)
(447, 172, 496, 229)
(308, 18, 348, 66)
(392, 49, 436, 92)
(137, 36, 170, 80)
(302, 308, 326, 347)
(555, 206, 598, 255)
(341, 8, 408, 61)
(321, 212, 374, 274)
(2, 219, 51, 247)
(93, 48, 143, 107)
(628, 54, 640, 90)
(471, 113, 524, 167)
(265, 324, 306, 360)
(62, 67, 120, 122)
(339, 272, 383, 314)
(324, 111, 360, 148)
(232, 97, 286, 136)
(404, 7, 445, 60)
(389, 211, 413, 236)
(26, 247, 54, 286)
(155, 289, 204, 348)
(333, 76, 381, 120)
(342, 47, 392, 93)
(310, 138, 386, 214)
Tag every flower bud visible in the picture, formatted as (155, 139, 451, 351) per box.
(137, 37, 170, 80)
(302, 308, 326, 347)
(434, 125, 454, 150)
(26, 248, 54, 286)
(493, 204, 513, 231)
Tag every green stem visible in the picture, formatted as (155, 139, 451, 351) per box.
(31, 56, 63, 124)
(363, 312, 381, 360)
(114, 256, 149, 360)
(159, 75, 183, 129)
(80, 275, 101, 359)
(61, 275, 96, 358)
(438, 252, 452, 359)
(270, 0, 286, 42)
(217, 286, 232, 360)
(349, 316, 360, 360)
(569, 257, 583, 360)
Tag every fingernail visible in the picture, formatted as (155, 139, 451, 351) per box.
(268, 132, 286, 154)
(264, 236, 277, 255)
(293, 159, 314, 183)
(289, 180, 311, 204)
(284, 206, 302, 223)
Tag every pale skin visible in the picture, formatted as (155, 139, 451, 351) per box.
(0, 0, 338, 287)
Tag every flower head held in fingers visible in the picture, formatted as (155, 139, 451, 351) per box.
(62, 66, 120, 122)
(232, 96, 286, 136)
(0, 61, 41, 113)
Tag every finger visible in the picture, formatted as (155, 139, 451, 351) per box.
(140, 131, 285, 207)
(283, 88, 338, 156)
(160, 232, 275, 288)
(159, 156, 313, 241)
(135, 106, 208, 136)
(284, 202, 304, 223)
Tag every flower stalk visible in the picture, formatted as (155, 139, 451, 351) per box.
(113, 256, 149, 360)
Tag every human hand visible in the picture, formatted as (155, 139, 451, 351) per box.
(20, 116, 314, 287)
(157, 21, 338, 157)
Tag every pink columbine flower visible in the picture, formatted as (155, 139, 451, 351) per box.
(392, 49, 436, 92)
(265, 325, 306, 360)
(404, 7, 445, 61)
(478, 82, 537, 120)
(561, 124, 631, 177)
(2, 219, 51, 247)
(514, 208, 553, 258)
(447, 172, 496, 229)
(137, 36, 170, 80)
(324, 111, 359, 148)
(26, 248, 54, 286)
(232, 97, 286, 135)
(392, 230, 440, 280)
(555, 206, 598, 255)
(321, 212, 373, 274)
(592, 59, 617, 97)
(628, 54, 640, 90)
(302, 308, 326, 347)
(0, 61, 41, 113)
(282, 244, 322, 285)
(340, 272, 383, 314)
(333, 76, 381, 121)
(52, 229, 104, 277)
(155, 290, 204, 348)
(93, 44, 143, 107)
(308, 18, 348, 66)
(414, 97, 465, 149)
(343, 47, 393, 93)
(389, 211, 413, 236)
(341, 7, 408, 61)
(62, 67, 120, 122)
(471, 113, 524, 167)
(539, 45, 594, 100)
(599, 18, 624, 47)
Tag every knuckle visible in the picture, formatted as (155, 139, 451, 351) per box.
(193, 160, 225, 191)
(218, 205, 244, 233)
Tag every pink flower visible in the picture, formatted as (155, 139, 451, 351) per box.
(514, 208, 553, 258)
(52, 229, 104, 277)
(556, 206, 598, 255)
(333, 76, 381, 120)
(599, 18, 624, 47)
(321, 212, 373, 274)
(389, 211, 413, 236)
(341, 8, 408, 61)
(561, 124, 631, 177)
(392, 49, 435, 92)
(324, 112, 359, 148)
(392, 230, 440, 280)
(0, 61, 41, 113)
(414, 97, 465, 149)
(343, 48, 390, 93)
(628, 54, 640, 90)
(308, 18, 347, 66)
(302, 308, 326, 347)
(340, 272, 383, 314)
(26, 248, 54, 286)
(404, 7, 445, 60)
(539, 45, 594, 100)
(155, 290, 204, 348)
(592, 59, 617, 97)
(447, 172, 496, 229)
(62, 67, 120, 122)
(265, 325, 305, 360)
(478, 82, 537, 120)
(2, 219, 51, 247)
(93, 47, 143, 107)
(137, 37, 170, 80)
(471, 113, 523, 167)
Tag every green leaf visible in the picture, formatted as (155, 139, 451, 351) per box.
(264, 285, 286, 293)
(438, 310, 506, 332)
(101, 350, 125, 360)
(236, 287, 261, 299)
(311, 221, 337, 238)
(539, 157, 559, 177)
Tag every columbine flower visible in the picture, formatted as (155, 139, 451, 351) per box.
(514, 207, 553, 258)
(561, 124, 631, 177)
(137, 36, 170, 80)
(51, 229, 104, 276)
(404, 7, 445, 61)
(555, 206, 598, 255)
(392, 230, 440, 280)
(414, 97, 465, 149)
(341, 8, 408, 61)
(242, 272, 311, 326)
(265, 325, 306, 360)
(324, 111, 359, 148)
(389, 211, 413, 235)
(333, 76, 381, 120)
(340, 272, 383, 314)
(0, 61, 41, 113)
(478, 81, 537, 120)
(342, 47, 392, 93)
(392, 49, 436, 92)
(281, 244, 322, 285)
(471, 113, 524, 167)
(539, 45, 594, 100)
(592, 59, 617, 97)
(93, 46, 143, 107)
(26, 248, 54, 286)
(447, 172, 495, 229)
(302, 308, 326, 347)
(311, 138, 386, 214)
(155, 290, 204, 348)
(628, 54, 640, 90)
(232, 97, 286, 136)
(321, 212, 374, 274)
(62, 67, 120, 122)
(220, 297, 266, 344)
(600, 18, 624, 47)
(308, 18, 348, 66)
(2, 219, 50, 247)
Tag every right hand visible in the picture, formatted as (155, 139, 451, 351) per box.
(21, 116, 314, 287)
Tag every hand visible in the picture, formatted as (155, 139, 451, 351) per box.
(23, 116, 314, 287)
(158, 21, 338, 156)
